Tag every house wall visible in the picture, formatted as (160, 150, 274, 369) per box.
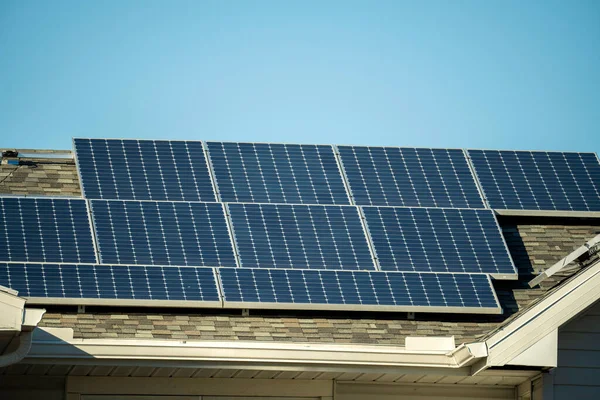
(550, 300, 600, 399)
(0, 376, 511, 400)
(0, 376, 65, 400)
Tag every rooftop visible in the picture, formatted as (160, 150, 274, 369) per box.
(1, 151, 598, 345)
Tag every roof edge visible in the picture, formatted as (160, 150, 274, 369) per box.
(25, 327, 487, 374)
(478, 257, 600, 370)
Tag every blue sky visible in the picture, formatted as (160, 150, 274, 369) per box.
(1, 0, 599, 152)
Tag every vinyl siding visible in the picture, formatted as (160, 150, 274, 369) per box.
(553, 300, 600, 399)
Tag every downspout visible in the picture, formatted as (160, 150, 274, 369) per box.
(0, 330, 34, 367)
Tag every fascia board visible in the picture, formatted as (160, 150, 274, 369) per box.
(0, 288, 25, 332)
(484, 260, 600, 367)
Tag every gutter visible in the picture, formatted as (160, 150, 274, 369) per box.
(0, 286, 46, 367)
(27, 328, 488, 374)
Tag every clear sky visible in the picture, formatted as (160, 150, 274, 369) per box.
(1, 0, 599, 153)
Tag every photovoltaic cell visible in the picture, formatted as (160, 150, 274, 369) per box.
(207, 142, 350, 205)
(74, 138, 216, 202)
(219, 268, 499, 312)
(468, 150, 600, 211)
(338, 146, 485, 208)
(228, 203, 375, 270)
(0, 263, 220, 302)
(0, 198, 97, 264)
(362, 206, 516, 276)
(90, 200, 237, 267)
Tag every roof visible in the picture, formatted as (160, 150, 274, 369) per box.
(2, 151, 599, 346)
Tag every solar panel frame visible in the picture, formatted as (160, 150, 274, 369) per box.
(467, 149, 600, 212)
(218, 268, 501, 314)
(0, 262, 222, 308)
(0, 197, 98, 264)
(90, 199, 238, 267)
(226, 202, 377, 271)
(336, 145, 486, 209)
(73, 138, 218, 202)
(361, 205, 518, 279)
(206, 141, 353, 205)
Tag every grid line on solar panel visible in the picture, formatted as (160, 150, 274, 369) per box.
(206, 141, 351, 205)
(218, 268, 500, 313)
(0, 263, 221, 302)
(74, 138, 217, 202)
(468, 150, 600, 211)
(90, 200, 237, 267)
(337, 146, 485, 208)
(361, 206, 516, 277)
(227, 203, 375, 270)
(0, 198, 97, 264)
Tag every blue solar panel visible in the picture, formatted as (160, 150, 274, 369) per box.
(219, 268, 500, 313)
(0, 198, 97, 264)
(228, 203, 375, 270)
(362, 206, 516, 277)
(91, 200, 237, 267)
(468, 150, 600, 211)
(338, 146, 485, 208)
(74, 138, 217, 202)
(207, 142, 350, 205)
(0, 263, 220, 303)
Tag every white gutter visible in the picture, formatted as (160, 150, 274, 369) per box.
(0, 286, 46, 367)
(27, 328, 488, 374)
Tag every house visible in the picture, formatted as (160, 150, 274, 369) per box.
(0, 142, 599, 400)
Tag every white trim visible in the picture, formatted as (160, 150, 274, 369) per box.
(27, 327, 486, 373)
(480, 258, 600, 369)
(494, 209, 600, 219)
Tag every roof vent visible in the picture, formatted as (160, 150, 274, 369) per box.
(1, 150, 19, 165)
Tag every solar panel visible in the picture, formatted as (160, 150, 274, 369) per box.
(362, 206, 516, 278)
(338, 146, 485, 208)
(228, 203, 375, 270)
(74, 138, 217, 202)
(90, 200, 237, 267)
(218, 268, 500, 313)
(0, 263, 221, 306)
(468, 150, 600, 211)
(207, 141, 351, 205)
(0, 198, 97, 264)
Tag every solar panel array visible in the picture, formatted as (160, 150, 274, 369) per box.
(0, 263, 220, 304)
(468, 150, 600, 211)
(338, 146, 485, 208)
(363, 207, 515, 276)
(74, 139, 216, 202)
(0, 198, 96, 264)
(228, 203, 374, 270)
(219, 268, 499, 313)
(3, 138, 597, 314)
(90, 200, 237, 267)
(208, 142, 350, 205)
